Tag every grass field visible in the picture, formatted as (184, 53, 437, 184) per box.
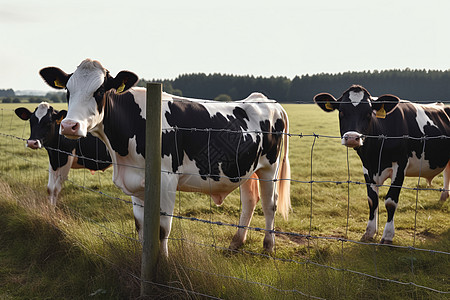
(0, 102, 448, 299)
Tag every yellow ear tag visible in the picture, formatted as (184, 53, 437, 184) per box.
(54, 79, 65, 88)
(376, 104, 386, 119)
(325, 102, 333, 111)
(116, 81, 126, 94)
(56, 115, 64, 125)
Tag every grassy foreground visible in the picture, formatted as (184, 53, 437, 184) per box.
(0, 103, 448, 299)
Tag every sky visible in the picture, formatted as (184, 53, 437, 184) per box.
(1, 0, 450, 92)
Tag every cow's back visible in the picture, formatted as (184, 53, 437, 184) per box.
(161, 94, 287, 193)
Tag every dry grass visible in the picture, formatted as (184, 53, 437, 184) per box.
(0, 103, 448, 299)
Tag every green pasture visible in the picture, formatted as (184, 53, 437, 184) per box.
(0, 102, 448, 299)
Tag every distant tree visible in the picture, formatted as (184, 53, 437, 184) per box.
(29, 97, 43, 103)
(2, 97, 12, 103)
(162, 82, 183, 96)
(49, 94, 60, 102)
(12, 98, 20, 103)
(214, 94, 232, 102)
(45, 92, 65, 103)
(0, 89, 14, 97)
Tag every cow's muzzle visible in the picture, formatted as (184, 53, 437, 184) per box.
(342, 131, 364, 148)
(60, 119, 83, 139)
(26, 139, 42, 149)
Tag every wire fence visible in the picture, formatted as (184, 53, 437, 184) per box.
(0, 103, 449, 299)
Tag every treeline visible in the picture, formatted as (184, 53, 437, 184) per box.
(1, 92, 66, 104)
(3, 70, 450, 104)
(140, 69, 450, 103)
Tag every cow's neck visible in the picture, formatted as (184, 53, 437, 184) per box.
(95, 90, 147, 196)
(44, 124, 76, 152)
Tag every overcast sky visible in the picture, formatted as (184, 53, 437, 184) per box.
(1, 0, 449, 91)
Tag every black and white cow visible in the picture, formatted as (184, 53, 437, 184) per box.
(39, 59, 291, 256)
(15, 102, 112, 205)
(315, 85, 450, 244)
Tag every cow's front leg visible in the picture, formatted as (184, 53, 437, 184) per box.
(47, 157, 73, 206)
(158, 174, 178, 257)
(132, 174, 177, 257)
(133, 195, 173, 257)
(380, 162, 406, 244)
(361, 181, 379, 242)
(132, 196, 145, 241)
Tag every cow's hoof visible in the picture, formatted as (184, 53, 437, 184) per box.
(380, 238, 393, 245)
(360, 234, 375, 243)
(263, 236, 274, 253)
(229, 241, 243, 252)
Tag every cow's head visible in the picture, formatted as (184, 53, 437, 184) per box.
(39, 59, 139, 139)
(314, 85, 400, 148)
(15, 102, 67, 149)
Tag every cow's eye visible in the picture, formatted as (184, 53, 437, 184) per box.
(94, 87, 104, 100)
(339, 111, 344, 119)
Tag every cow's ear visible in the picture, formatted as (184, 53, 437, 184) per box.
(15, 107, 32, 120)
(106, 71, 139, 94)
(52, 110, 67, 125)
(40, 67, 71, 89)
(372, 95, 400, 118)
(314, 93, 340, 112)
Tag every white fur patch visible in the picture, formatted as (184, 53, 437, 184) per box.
(413, 103, 438, 134)
(35, 102, 50, 122)
(384, 197, 397, 209)
(365, 211, 378, 237)
(382, 219, 395, 241)
(349, 91, 364, 107)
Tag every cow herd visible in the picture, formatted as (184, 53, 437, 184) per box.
(13, 59, 449, 256)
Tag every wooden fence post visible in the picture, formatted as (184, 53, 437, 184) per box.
(141, 83, 162, 296)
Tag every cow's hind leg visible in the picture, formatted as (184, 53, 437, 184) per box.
(256, 168, 278, 252)
(439, 162, 450, 202)
(230, 174, 259, 251)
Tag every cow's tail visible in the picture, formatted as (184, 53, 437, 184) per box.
(277, 106, 291, 220)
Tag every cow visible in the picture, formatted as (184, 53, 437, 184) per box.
(38, 59, 291, 256)
(315, 85, 450, 244)
(15, 102, 112, 205)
